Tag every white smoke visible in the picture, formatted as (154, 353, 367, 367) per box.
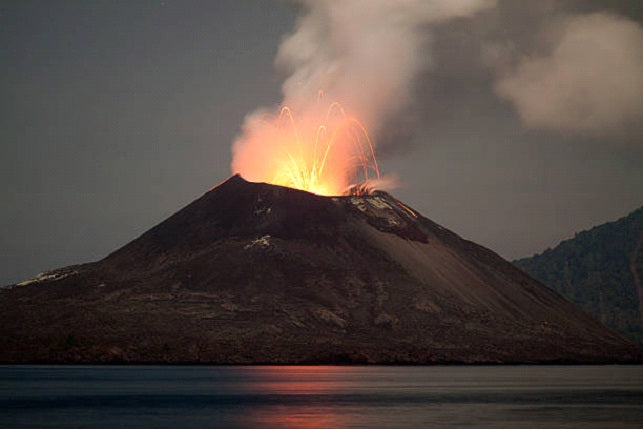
(275, 0, 496, 132)
(231, 0, 496, 183)
(495, 12, 643, 137)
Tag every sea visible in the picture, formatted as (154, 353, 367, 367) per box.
(1, 365, 641, 428)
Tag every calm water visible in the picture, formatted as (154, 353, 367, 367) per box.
(1, 365, 642, 428)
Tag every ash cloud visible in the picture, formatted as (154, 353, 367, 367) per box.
(494, 12, 643, 137)
(274, 0, 496, 132)
(231, 0, 496, 181)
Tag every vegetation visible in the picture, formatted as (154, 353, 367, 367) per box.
(514, 206, 643, 342)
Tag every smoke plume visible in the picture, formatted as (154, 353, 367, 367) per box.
(231, 0, 495, 188)
(495, 12, 643, 137)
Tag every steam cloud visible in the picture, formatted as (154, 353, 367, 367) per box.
(495, 12, 643, 137)
(275, 0, 496, 130)
(231, 0, 495, 184)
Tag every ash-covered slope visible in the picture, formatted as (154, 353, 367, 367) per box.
(1, 175, 639, 363)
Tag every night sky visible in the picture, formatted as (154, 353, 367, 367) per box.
(2, 0, 642, 285)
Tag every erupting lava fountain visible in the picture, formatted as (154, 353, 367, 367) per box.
(231, 95, 396, 196)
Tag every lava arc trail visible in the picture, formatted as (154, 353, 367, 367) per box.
(232, 98, 389, 196)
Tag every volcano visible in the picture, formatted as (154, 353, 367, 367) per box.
(1, 175, 639, 364)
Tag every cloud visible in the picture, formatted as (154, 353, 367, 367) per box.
(494, 12, 643, 137)
(274, 0, 496, 131)
(231, 0, 496, 191)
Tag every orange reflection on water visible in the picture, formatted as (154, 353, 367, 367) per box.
(251, 404, 343, 429)
(244, 365, 350, 393)
(239, 365, 356, 428)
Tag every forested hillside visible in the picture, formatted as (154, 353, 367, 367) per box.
(515, 206, 643, 342)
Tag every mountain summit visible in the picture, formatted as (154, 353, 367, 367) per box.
(1, 175, 639, 363)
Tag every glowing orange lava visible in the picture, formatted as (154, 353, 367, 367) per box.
(232, 98, 382, 196)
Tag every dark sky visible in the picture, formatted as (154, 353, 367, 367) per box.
(2, 0, 642, 285)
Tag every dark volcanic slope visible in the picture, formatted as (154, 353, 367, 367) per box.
(1, 175, 639, 364)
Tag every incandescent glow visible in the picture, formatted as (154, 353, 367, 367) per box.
(231, 97, 385, 196)
(229, 0, 496, 196)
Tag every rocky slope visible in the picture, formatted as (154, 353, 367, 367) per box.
(1, 175, 639, 363)
(515, 206, 643, 342)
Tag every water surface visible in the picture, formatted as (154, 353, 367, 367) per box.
(1, 365, 642, 428)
